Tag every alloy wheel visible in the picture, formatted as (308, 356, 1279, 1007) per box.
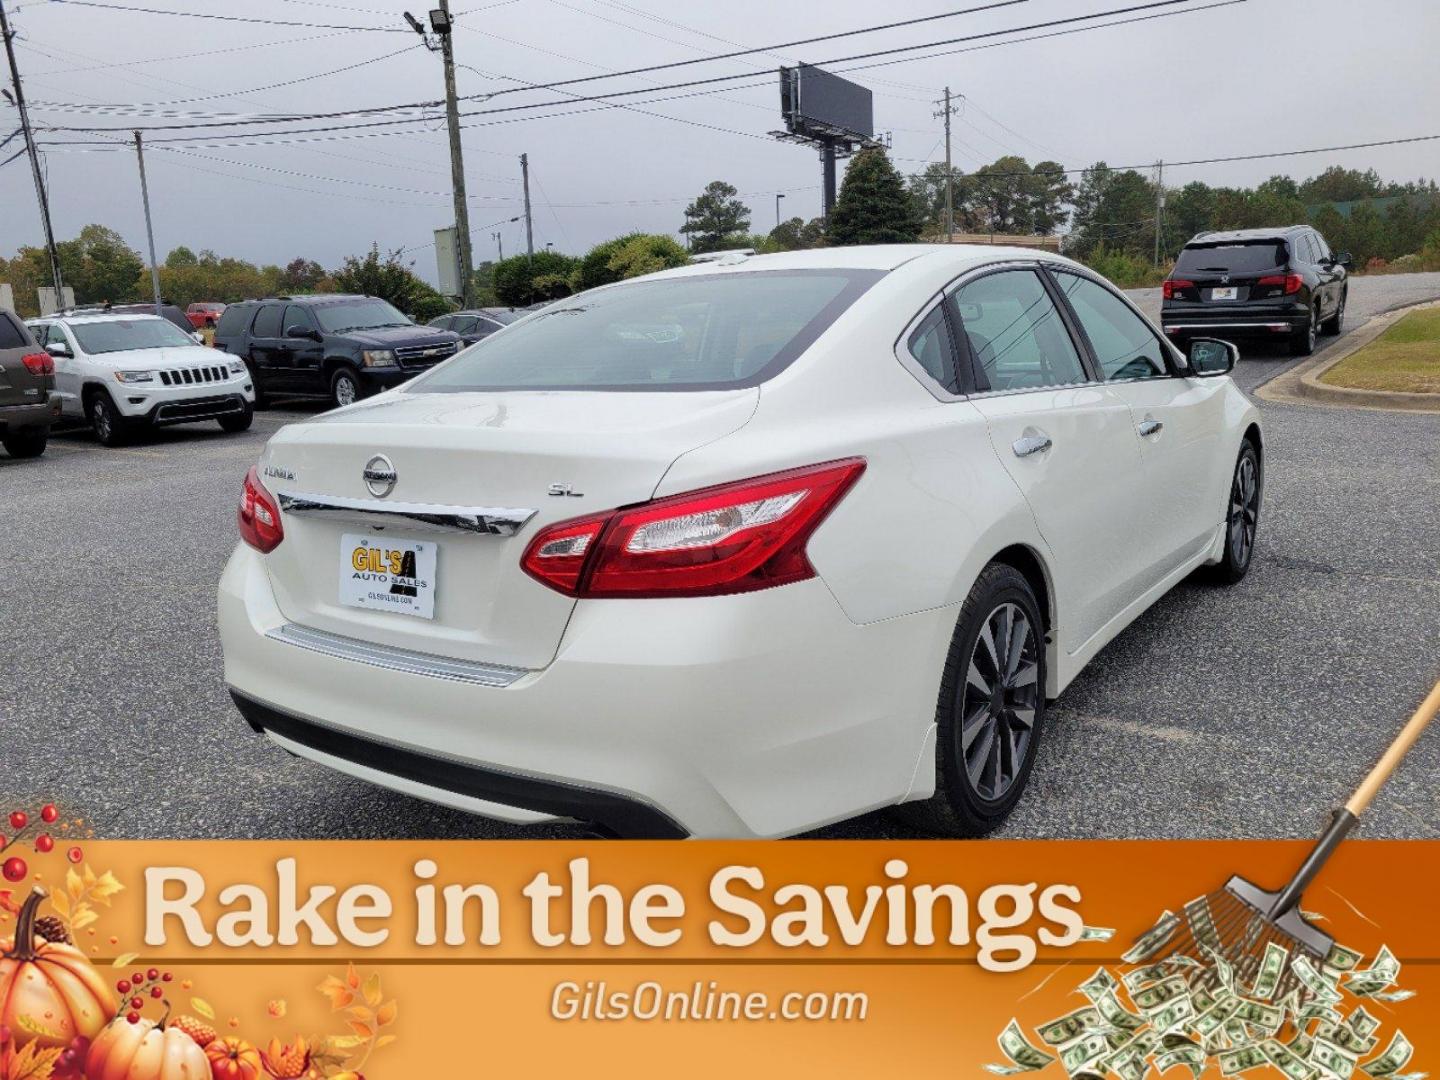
(335, 375, 357, 407)
(958, 602, 1039, 802)
(1229, 455, 1259, 567)
(93, 401, 112, 441)
(1307, 309, 1317, 351)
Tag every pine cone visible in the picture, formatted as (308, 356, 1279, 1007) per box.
(33, 915, 70, 944)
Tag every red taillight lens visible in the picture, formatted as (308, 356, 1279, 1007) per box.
(1162, 279, 1194, 301)
(522, 459, 866, 598)
(1258, 273, 1303, 294)
(20, 352, 53, 376)
(238, 466, 284, 553)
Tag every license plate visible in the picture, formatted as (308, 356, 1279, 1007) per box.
(1210, 286, 1238, 300)
(339, 533, 437, 619)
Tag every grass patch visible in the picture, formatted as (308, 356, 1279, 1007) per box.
(1321, 307, 1440, 393)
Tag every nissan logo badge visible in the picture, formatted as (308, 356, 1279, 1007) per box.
(363, 454, 397, 498)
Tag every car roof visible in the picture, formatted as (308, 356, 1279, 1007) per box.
(31, 312, 171, 325)
(238, 294, 371, 306)
(1188, 226, 1307, 244)
(643, 243, 1077, 282)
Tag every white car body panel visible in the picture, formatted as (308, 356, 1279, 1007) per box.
(218, 245, 1261, 837)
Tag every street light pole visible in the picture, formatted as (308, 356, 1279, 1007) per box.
(1, 0, 64, 301)
(133, 131, 162, 317)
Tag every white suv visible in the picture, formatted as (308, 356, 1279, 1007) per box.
(27, 312, 256, 446)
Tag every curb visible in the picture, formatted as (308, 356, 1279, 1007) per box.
(1257, 298, 1440, 413)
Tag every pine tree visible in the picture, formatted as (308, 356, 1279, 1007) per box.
(828, 148, 923, 246)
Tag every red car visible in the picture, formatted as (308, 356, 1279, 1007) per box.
(186, 302, 226, 329)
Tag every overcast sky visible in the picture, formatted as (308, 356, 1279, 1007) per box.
(2, 0, 1438, 286)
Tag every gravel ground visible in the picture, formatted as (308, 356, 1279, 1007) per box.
(2, 275, 1437, 841)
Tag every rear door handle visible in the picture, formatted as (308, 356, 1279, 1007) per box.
(1012, 434, 1052, 458)
(1138, 419, 1163, 437)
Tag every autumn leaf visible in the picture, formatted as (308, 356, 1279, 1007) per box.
(191, 998, 216, 1020)
(344, 963, 360, 990)
(322, 1035, 366, 1053)
(111, 952, 138, 968)
(65, 869, 83, 902)
(90, 871, 124, 906)
(70, 907, 98, 932)
(45, 892, 67, 919)
(317, 976, 354, 1011)
(345, 1007, 372, 1023)
(82, 864, 97, 890)
(14, 1014, 64, 1041)
(4, 1041, 63, 1080)
(375, 1001, 397, 1027)
(361, 972, 382, 1008)
(346, 1021, 373, 1041)
(375, 1034, 398, 1050)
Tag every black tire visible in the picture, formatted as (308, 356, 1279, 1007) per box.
(243, 360, 269, 409)
(1321, 290, 1346, 336)
(1209, 439, 1261, 585)
(218, 403, 254, 433)
(902, 563, 1046, 837)
(330, 364, 363, 409)
(1289, 306, 1317, 356)
(88, 392, 132, 447)
(1, 426, 48, 459)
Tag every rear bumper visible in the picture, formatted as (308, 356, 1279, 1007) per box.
(0, 391, 62, 432)
(217, 543, 950, 838)
(1160, 305, 1308, 339)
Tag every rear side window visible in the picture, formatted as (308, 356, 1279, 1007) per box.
(411, 270, 882, 393)
(1175, 241, 1288, 275)
(214, 305, 251, 336)
(283, 305, 315, 334)
(0, 314, 28, 349)
(906, 305, 957, 392)
(951, 270, 1087, 393)
(251, 304, 283, 338)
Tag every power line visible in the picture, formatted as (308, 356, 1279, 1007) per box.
(43, 0, 409, 32)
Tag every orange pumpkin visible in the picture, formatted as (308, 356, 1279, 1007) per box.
(206, 1036, 264, 1080)
(86, 1014, 211, 1080)
(0, 887, 115, 1050)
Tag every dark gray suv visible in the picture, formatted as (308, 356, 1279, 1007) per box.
(0, 310, 62, 459)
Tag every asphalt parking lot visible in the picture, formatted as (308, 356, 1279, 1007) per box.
(3, 274, 1438, 842)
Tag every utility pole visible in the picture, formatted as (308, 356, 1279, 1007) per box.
(406, 2, 474, 307)
(1153, 159, 1165, 267)
(1, 0, 63, 300)
(520, 153, 534, 260)
(775, 192, 785, 229)
(493, 231, 503, 262)
(933, 87, 959, 241)
(133, 132, 162, 316)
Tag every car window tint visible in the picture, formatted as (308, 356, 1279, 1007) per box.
(214, 305, 249, 336)
(252, 304, 283, 338)
(0, 315, 27, 348)
(950, 270, 1086, 392)
(1313, 233, 1331, 261)
(282, 305, 314, 334)
(452, 316, 478, 334)
(1051, 271, 1168, 381)
(906, 304, 957, 391)
(1175, 242, 1287, 275)
(427, 316, 451, 329)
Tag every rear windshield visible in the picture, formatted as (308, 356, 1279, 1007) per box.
(214, 305, 251, 335)
(410, 270, 882, 393)
(1175, 240, 1288, 275)
(70, 318, 198, 355)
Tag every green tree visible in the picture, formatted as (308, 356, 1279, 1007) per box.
(1299, 166, 1384, 205)
(966, 155, 1035, 234)
(907, 161, 970, 235)
(331, 244, 448, 320)
(605, 234, 688, 280)
(574, 233, 644, 291)
(165, 246, 198, 269)
(679, 181, 751, 253)
(1028, 160, 1073, 235)
(828, 148, 922, 246)
(278, 257, 328, 294)
(1168, 181, 1217, 245)
(491, 250, 580, 306)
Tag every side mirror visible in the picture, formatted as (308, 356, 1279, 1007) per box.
(1334, 251, 1354, 269)
(285, 325, 318, 341)
(46, 341, 72, 358)
(1187, 337, 1239, 377)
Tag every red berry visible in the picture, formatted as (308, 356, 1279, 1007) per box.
(161, 972, 173, 982)
(35, 834, 54, 853)
(130, 996, 144, 1010)
(1, 857, 26, 882)
(116, 980, 131, 994)
(8, 811, 26, 831)
(150, 986, 163, 999)
(66, 846, 83, 864)
(126, 1012, 140, 1025)
(0, 834, 7, 849)
(132, 972, 144, 985)
(147, 968, 159, 981)
(40, 804, 58, 824)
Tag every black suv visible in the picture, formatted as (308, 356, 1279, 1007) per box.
(0, 309, 61, 459)
(1161, 226, 1351, 355)
(213, 295, 461, 408)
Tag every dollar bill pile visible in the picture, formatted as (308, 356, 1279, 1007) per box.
(985, 910, 1422, 1080)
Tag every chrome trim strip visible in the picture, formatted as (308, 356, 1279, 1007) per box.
(276, 491, 536, 536)
(265, 623, 527, 687)
(1162, 322, 1291, 331)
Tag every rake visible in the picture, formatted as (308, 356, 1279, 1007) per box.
(1130, 678, 1440, 1004)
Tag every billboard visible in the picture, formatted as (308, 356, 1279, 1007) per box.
(780, 64, 873, 141)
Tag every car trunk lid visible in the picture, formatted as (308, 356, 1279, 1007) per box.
(255, 388, 758, 669)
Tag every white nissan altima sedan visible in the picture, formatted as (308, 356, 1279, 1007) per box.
(218, 245, 1262, 838)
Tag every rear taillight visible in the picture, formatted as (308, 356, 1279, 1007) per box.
(20, 352, 53, 376)
(1162, 279, 1194, 301)
(1258, 273, 1303, 295)
(238, 466, 284, 553)
(522, 459, 866, 598)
